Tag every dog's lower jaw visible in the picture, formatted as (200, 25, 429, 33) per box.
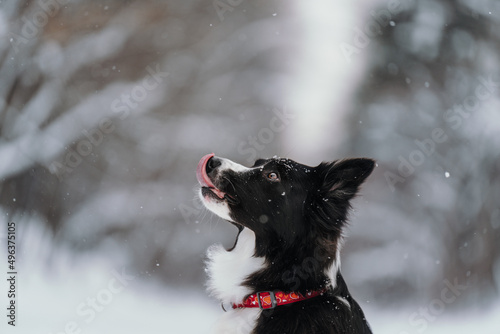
(206, 228, 266, 305)
(199, 188, 233, 221)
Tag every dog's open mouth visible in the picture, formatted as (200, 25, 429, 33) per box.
(196, 153, 238, 204)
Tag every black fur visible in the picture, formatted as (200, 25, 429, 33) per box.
(203, 156, 374, 334)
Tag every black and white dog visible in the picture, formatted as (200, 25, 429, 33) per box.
(196, 153, 374, 334)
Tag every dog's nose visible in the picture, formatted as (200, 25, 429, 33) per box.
(206, 156, 222, 174)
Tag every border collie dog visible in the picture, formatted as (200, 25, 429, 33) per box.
(196, 153, 374, 334)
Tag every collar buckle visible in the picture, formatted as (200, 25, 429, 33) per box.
(257, 291, 277, 310)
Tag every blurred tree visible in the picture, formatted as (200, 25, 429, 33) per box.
(1, 0, 498, 313)
(0, 0, 292, 286)
(344, 0, 500, 308)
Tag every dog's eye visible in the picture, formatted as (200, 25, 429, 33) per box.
(267, 172, 279, 181)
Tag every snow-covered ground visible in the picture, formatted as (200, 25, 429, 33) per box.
(5, 266, 500, 334)
(1, 252, 220, 334)
(1, 233, 498, 334)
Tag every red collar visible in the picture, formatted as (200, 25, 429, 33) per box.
(232, 289, 327, 310)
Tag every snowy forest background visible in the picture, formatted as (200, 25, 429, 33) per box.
(0, 0, 499, 333)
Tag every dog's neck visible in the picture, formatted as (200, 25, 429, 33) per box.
(206, 228, 266, 304)
(205, 227, 341, 305)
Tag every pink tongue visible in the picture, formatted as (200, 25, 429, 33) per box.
(196, 153, 216, 188)
(196, 153, 226, 199)
(211, 188, 226, 199)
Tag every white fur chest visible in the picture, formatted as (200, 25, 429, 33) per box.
(206, 228, 266, 334)
(205, 228, 266, 304)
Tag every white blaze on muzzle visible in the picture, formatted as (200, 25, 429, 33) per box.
(197, 154, 253, 222)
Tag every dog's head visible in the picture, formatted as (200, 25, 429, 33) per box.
(197, 154, 374, 252)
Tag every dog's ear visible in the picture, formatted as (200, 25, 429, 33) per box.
(317, 158, 375, 200)
(252, 158, 267, 167)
